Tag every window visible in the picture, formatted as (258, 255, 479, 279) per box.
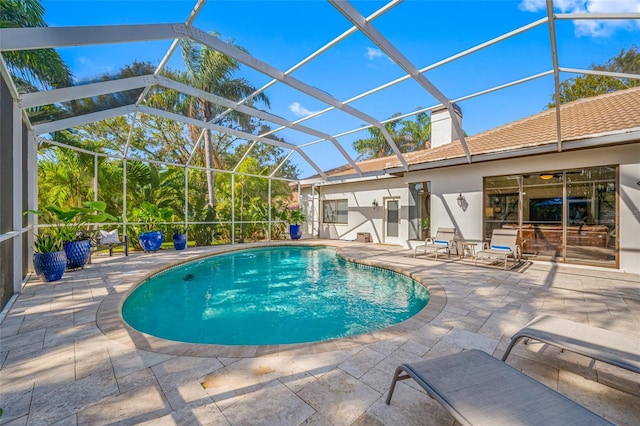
(484, 166, 617, 267)
(323, 199, 348, 224)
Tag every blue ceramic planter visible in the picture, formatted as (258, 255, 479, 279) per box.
(173, 233, 187, 250)
(139, 231, 163, 252)
(33, 250, 67, 282)
(289, 224, 302, 240)
(64, 239, 91, 270)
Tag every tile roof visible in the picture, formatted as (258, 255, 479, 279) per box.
(322, 86, 640, 178)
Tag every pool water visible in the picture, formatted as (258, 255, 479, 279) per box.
(122, 246, 429, 345)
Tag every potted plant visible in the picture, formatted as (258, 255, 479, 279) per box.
(285, 209, 306, 240)
(422, 217, 430, 240)
(27, 201, 115, 270)
(32, 229, 66, 282)
(131, 201, 172, 252)
(172, 225, 188, 250)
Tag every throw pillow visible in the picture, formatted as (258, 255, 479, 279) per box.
(100, 229, 120, 245)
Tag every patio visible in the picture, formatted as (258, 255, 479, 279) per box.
(1, 241, 639, 425)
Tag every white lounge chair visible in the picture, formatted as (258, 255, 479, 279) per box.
(386, 349, 613, 426)
(474, 228, 520, 270)
(414, 227, 456, 259)
(502, 314, 640, 374)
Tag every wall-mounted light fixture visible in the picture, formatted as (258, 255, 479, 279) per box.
(540, 173, 555, 180)
(372, 199, 379, 209)
(456, 193, 465, 208)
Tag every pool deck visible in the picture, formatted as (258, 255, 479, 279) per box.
(1, 240, 639, 425)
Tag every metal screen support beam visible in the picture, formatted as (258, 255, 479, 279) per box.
(559, 67, 640, 81)
(94, 154, 98, 202)
(123, 159, 128, 238)
(33, 105, 135, 135)
(137, 105, 328, 178)
(19, 75, 152, 108)
(556, 12, 640, 20)
(0, 24, 180, 51)
(209, 1, 399, 126)
(27, 129, 36, 273)
(13, 100, 23, 291)
(270, 151, 295, 178)
(123, 112, 138, 157)
(183, 26, 409, 171)
(546, 0, 563, 152)
(130, 0, 207, 165)
(232, 141, 258, 173)
(157, 76, 363, 175)
(285, 17, 548, 136)
(184, 166, 189, 233)
(268, 179, 272, 241)
(231, 173, 235, 245)
(330, 0, 471, 163)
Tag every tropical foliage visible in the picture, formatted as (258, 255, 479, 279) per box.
(0, 0, 72, 92)
(549, 47, 640, 108)
(352, 112, 432, 160)
(9, 0, 300, 250)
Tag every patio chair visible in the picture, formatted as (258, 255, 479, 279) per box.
(474, 228, 520, 270)
(414, 227, 457, 259)
(88, 229, 129, 264)
(502, 314, 640, 374)
(386, 349, 612, 426)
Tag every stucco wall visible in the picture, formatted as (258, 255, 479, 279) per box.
(315, 143, 640, 274)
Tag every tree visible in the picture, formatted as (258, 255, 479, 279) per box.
(0, 0, 72, 91)
(399, 112, 431, 151)
(549, 46, 640, 108)
(352, 115, 402, 160)
(181, 36, 269, 209)
(353, 112, 432, 160)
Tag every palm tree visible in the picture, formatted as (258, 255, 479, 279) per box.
(399, 112, 431, 151)
(352, 115, 402, 160)
(180, 36, 269, 209)
(353, 112, 434, 160)
(1, 0, 72, 91)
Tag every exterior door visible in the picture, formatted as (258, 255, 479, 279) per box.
(384, 198, 400, 244)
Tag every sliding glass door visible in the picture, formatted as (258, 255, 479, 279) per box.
(484, 166, 617, 267)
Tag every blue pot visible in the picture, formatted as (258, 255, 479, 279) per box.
(64, 239, 91, 270)
(139, 231, 163, 252)
(33, 250, 67, 282)
(289, 224, 302, 240)
(173, 233, 187, 250)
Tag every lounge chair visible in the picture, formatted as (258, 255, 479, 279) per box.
(386, 349, 612, 426)
(502, 314, 640, 374)
(474, 228, 520, 270)
(414, 227, 456, 259)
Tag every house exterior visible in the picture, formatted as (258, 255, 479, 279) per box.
(300, 87, 640, 274)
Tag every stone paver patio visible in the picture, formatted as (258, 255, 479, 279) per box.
(1, 240, 639, 425)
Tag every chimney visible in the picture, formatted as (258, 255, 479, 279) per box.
(430, 103, 462, 149)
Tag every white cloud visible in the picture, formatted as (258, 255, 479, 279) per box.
(366, 47, 383, 60)
(289, 102, 317, 117)
(518, 0, 640, 37)
(518, 0, 546, 12)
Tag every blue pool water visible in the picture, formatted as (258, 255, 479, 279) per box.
(122, 246, 429, 345)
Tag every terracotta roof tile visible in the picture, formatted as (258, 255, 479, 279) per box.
(322, 87, 640, 178)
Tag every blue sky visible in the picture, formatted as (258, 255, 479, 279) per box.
(41, 0, 640, 178)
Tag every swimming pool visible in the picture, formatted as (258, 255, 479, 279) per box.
(122, 246, 429, 345)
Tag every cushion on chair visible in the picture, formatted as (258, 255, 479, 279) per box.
(490, 245, 511, 251)
(434, 240, 448, 245)
(100, 229, 121, 245)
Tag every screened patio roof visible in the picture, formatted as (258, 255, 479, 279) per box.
(1, 0, 639, 184)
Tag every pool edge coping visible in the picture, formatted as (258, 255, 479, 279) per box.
(96, 241, 447, 358)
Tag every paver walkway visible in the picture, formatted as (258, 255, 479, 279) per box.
(1, 240, 639, 425)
